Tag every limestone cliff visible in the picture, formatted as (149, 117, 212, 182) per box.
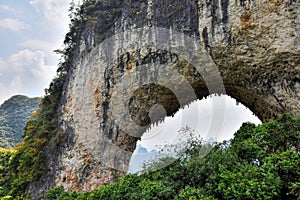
(29, 0, 300, 197)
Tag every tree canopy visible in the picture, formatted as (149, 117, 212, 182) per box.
(45, 114, 300, 200)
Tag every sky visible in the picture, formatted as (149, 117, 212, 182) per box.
(0, 1, 261, 152)
(138, 95, 261, 149)
(0, 0, 72, 104)
(131, 95, 261, 173)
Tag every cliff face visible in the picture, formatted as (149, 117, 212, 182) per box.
(55, 0, 205, 193)
(29, 0, 300, 197)
(198, 0, 300, 121)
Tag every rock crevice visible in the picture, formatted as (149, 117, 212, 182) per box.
(29, 0, 299, 197)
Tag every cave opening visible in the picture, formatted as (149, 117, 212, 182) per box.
(128, 94, 261, 174)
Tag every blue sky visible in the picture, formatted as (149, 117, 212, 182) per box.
(0, 0, 72, 104)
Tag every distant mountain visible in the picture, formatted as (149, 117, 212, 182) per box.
(129, 144, 156, 174)
(129, 137, 215, 174)
(136, 144, 148, 154)
(0, 95, 40, 148)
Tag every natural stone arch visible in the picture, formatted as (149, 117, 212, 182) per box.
(59, 25, 227, 176)
(30, 0, 300, 196)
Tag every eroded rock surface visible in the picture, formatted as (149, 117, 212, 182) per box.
(29, 0, 300, 197)
(198, 0, 300, 121)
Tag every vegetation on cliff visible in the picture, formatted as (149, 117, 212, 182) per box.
(0, 1, 123, 198)
(0, 95, 40, 148)
(0, 111, 299, 199)
(0, 94, 60, 198)
(45, 114, 300, 200)
(0, 0, 299, 199)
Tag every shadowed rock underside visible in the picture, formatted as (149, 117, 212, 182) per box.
(28, 0, 300, 198)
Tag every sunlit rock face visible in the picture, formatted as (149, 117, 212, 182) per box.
(29, 0, 299, 197)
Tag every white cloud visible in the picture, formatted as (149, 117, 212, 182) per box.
(0, 58, 8, 77)
(0, 1, 78, 104)
(0, 18, 29, 32)
(0, 5, 14, 11)
(8, 49, 46, 72)
(29, 0, 70, 29)
(20, 39, 59, 51)
(0, 49, 57, 104)
(0, 2, 70, 104)
(20, 39, 61, 64)
(0, 57, 8, 69)
(10, 76, 23, 92)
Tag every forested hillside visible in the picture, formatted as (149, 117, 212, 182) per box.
(0, 95, 40, 148)
(1, 113, 299, 199)
(43, 114, 299, 199)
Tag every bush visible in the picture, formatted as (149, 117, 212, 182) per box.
(45, 115, 300, 200)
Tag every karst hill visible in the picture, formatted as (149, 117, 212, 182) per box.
(0, 0, 299, 199)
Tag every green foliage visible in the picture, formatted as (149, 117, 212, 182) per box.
(45, 114, 300, 200)
(0, 66, 69, 198)
(0, 95, 58, 198)
(54, 0, 123, 82)
(176, 186, 216, 200)
(0, 95, 40, 148)
(0, 0, 299, 199)
(0, 1, 124, 198)
(45, 186, 83, 200)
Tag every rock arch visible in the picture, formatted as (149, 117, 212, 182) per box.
(30, 0, 300, 196)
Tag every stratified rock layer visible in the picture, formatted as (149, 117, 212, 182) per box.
(29, 0, 300, 197)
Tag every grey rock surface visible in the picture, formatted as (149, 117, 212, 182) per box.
(29, 0, 300, 197)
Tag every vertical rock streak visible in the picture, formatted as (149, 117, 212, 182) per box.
(28, 0, 299, 197)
